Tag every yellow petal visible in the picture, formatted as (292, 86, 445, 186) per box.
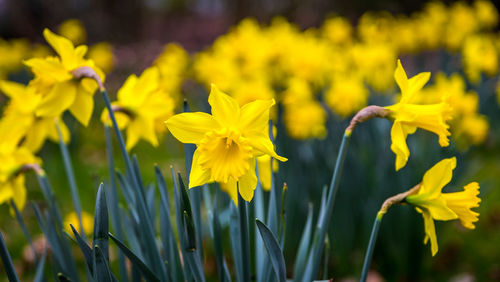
(11, 176, 27, 211)
(220, 179, 238, 206)
(408, 72, 431, 98)
(257, 155, 272, 191)
(189, 149, 212, 188)
(0, 80, 26, 98)
(421, 157, 456, 196)
(394, 59, 408, 97)
(43, 28, 78, 69)
(166, 112, 218, 144)
(24, 119, 49, 152)
(239, 99, 275, 136)
(390, 122, 411, 171)
(24, 58, 71, 81)
(247, 133, 287, 162)
(36, 81, 77, 117)
(238, 158, 257, 202)
(69, 86, 94, 126)
(125, 117, 158, 150)
(421, 209, 439, 256)
(208, 84, 240, 127)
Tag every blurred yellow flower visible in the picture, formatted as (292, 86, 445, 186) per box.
(325, 75, 368, 118)
(386, 60, 452, 171)
(24, 29, 105, 126)
(64, 211, 94, 235)
(88, 42, 115, 74)
(58, 19, 87, 45)
(462, 34, 498, 84)
(406, 157, 480, 256)
(154, 43, 189, 103)
(0, 81, 70, 153)
(0, 147, 40, 211)
(101, 67, 174, 150)
(166, 84, 287, 202)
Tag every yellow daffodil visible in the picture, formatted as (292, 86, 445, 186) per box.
(88, 42, 115, 74)
(324, 74, 368, 118)
(386, 60, 452, 171)
(0, 81, 69, 152)
(101, 67, 175, 150)
(24, 29, 105, 126)
(0, 147, 40, 210)
(58, 19, 87, 45)
(166, 84, 287, 202)
(64, 211, 94, 235)
(406, 157, 480, 256)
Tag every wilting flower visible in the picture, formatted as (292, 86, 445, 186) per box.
(386, 60, 452, 171)
(406, 157, 480, 256)
(24, 29, 105, 126)
(101, 66, 174, 150)
(166, 84, 287, 202)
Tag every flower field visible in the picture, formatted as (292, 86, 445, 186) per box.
(0, 1, 499, 281)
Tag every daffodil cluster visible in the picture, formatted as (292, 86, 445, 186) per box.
(0, 28, 106, 210)
(193, 0, 499, 144)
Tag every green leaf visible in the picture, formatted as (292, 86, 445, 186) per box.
(256, 219, 286, 282)
(93, 245, 114, 282)
(292, 203, 313, 282)
(109, 233, 160, 282)
(93, 184, 109, 262)
(70, 224, 93, 275)
(33, 248, 47, 282)
(0, 228, 20, 282)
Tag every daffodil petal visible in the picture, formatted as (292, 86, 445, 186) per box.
(239, 99, 275, 135)
(394, 59, 408, 98)
(36, 81, 77, 117)
(390, 122, 410, 171)
(24, 58, 71, 81)
(220, 179, 238, 206)
(238, 158, 257, 202)
(43, 28, 77, 67)
(422, 157, 456, 196)
(166, 112, 218, 144)
(421, 209, 439, 256)
(69, 87, 94, 126)
(247, 133, 287, 162)
(189, 149, 212, 188)
(408, 72, 430, 96)
(208, 84, 240, 127)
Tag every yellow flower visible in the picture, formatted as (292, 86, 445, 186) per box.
(166, 84, 287, 202)
(324, 74, 368, 118)
(101, 67, 175, 150)
(406, 157, 481, 256)
(88, 42, 115, 74)
(58, 19, 87, 45)
(64, 211, 94, 235)
(0, 147, 40, 210)
(462, 34, 498, 84)
(0, 81, 70, 152)
(386, 60, 452, 171)
(24, 29, 105, 126)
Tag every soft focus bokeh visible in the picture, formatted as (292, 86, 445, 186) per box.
(1, 0, 500, 280)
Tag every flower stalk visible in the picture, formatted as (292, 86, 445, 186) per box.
(238, 183, 251, 282)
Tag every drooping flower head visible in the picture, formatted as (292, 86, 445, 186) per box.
(24, 29, 105, 126)
(405, 157, 480, 256)
(386, 60, 452, 171)
(166, 84, 287, 202)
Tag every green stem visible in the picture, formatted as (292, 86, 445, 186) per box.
(360, 214, 383, 282)
(238, 183, 251, 282)
(303, 131, 350, 281)
(56, 121, 85, 240)
(104, 125, 128, 282)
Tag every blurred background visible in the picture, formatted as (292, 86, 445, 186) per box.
(1, 0, 500, 281)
